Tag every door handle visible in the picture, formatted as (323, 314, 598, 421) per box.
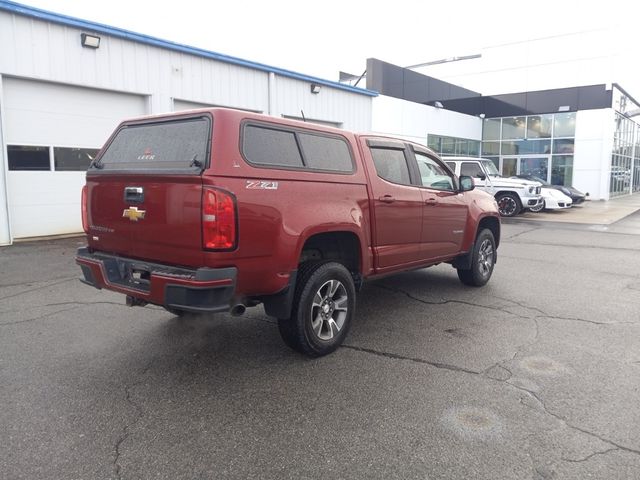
(425, 197, 438, 205)
(379, 195, 395, 204)
(124, 186, 144, 204)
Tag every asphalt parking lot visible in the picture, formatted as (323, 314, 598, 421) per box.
(1, 215, 640, 480)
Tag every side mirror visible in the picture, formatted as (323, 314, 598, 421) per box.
(477, 172, 486, 181)
(459, 175, 475, 192)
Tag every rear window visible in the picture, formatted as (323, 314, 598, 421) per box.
(243, 125, 303, 168)
(242, 124, 354, 173)
(95, 117, 210, 171)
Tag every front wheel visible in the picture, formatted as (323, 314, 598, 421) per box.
(496, 193, 521, 217)
(278, 261, 356, 357)
(457, 229, 496, 287)
(529, 200, 545, 213)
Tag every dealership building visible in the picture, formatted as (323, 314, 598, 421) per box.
(0, 1, 639, 245)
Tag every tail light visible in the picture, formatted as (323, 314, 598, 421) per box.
(202, 187, 237, 250)
(81, 185, 89, 233)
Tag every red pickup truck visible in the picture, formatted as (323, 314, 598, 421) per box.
(76, 108, 500, 356)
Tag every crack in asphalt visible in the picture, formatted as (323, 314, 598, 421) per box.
(561, 447, 619, 463)
(537, 315, 637, 326)
(361, 285, 640, 460)
(503, 226, 541, 241)
(113, 363, 153, 480)
(490, 295, 548, 317)
(373, 284, 535, 320)
(0, 306, 78, 327)
(0, 275, 78, 288)
(0, 277, 78, 301)
(0, 302, 131, 326)
(497, 375, 640, 460)
(343, 338, 640, 460)
(341, 344, 481, 375)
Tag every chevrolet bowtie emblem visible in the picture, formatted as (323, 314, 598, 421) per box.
(123, 206, 146, 221)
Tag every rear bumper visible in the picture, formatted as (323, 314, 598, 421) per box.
(75, 248, 236, 313)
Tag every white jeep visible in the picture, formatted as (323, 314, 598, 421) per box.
(445, 157, 543, 217)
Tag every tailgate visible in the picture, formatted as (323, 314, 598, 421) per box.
(86, 175, 204, 267)
(85, 115, 211, 268)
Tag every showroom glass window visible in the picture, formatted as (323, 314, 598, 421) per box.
(610, 113, 635, 197)
(481, 112, 576, 186)
(426, 134, 480, 157)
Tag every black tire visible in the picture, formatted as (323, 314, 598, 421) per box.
(496, 193, 521, 217)
(278, 261, 356, 357)
(457, 229, 496, 287)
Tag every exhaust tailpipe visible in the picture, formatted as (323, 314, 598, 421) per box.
(230, 304, 246, 316)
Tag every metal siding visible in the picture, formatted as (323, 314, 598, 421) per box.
(275, 76, 372, 131)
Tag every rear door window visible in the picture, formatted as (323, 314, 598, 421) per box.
(96, 116, 210, 171)
(370, 147, 411, 185)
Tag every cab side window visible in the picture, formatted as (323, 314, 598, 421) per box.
(415, 152, 455, 191)
(460, 162, 485, 178)
(370, 147, 411, 185)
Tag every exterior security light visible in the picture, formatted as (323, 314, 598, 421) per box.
(81, 33, 100, 49)
(310, 83, 321, 94)
(558, 105, 571, 112)
(433, 101, 444, 109)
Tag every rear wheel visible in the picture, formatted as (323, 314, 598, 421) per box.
(457, 229, 496, 287)
(496, 193, 521, 217)
(278, 261, 356, 357)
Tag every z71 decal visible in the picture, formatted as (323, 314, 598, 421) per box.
(246, 180, 279, 190)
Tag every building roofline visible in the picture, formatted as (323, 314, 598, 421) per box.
(0, 0, 378, 97)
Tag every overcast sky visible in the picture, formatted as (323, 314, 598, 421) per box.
(19, 0, 638, 94)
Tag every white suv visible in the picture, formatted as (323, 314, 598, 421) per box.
(445, 157, 543, 217)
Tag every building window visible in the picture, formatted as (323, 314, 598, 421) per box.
(610, 113, 635, 197)
(553, 112, 576, 138)
(552, 155, 574, 186)
(427, 134, 480, 157)
(7, 145, 50, 171)
(482, 112, 576, 186)
(482, 119, 501, 141)
(502, 117, 526, 140)
(54, 147, 100, 171)
(527, 115, 553, 138)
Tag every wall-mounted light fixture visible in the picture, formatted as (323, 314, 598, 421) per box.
(433, 101, 444, 109)
(81, 33, 101, 49)
(558, 105, 571, 112)
(310, 83, 321, 94)
(478, 113, 486, 119)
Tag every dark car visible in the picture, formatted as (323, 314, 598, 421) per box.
(512, 175, 586, 205)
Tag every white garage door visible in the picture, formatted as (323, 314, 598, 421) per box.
(4, 78, 147, 238)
